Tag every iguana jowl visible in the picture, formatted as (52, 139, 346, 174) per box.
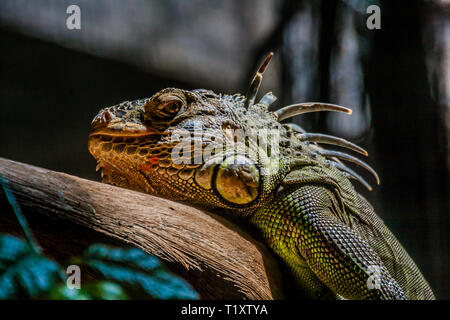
(88, 53, 434, 300)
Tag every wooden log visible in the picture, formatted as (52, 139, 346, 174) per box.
(0, 157, 286, 299)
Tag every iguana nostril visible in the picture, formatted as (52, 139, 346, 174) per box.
(91, 109, 112, 126)
(102, 110, 112, 123)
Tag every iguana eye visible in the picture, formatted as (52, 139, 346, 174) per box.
(144, 93, 185, 119)
(162, 99, 182, 115)
(214, 155, 260, 206)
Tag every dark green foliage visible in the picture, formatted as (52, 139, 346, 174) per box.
(79, 244, 199, 300)
(47, 281, 128, 300)
(0, 235, 199, 300)
(0, 235, 61, 299)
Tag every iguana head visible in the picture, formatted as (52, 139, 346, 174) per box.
(88, 53, 378, 213)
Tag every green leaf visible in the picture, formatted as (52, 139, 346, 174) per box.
(81, 244, 199, 300)
(47, 281, 127, 300)
(47, 284, 91, 300)
(0, 234, 62, 299)
(83, 281, 128, 300)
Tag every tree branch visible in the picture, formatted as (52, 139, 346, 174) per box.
(0, 157, 286, 299)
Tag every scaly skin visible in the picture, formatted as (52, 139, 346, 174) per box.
(88, 55, 434, 300)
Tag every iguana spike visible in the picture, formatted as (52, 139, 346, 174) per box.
(285, 122, 306, 133)
(275, 103, 352, 121)
(245, 52, 274, 108)
(318, 150, 380, 185)
(330, 161, 373, 191)
(259, 92, 277, 107)
(297, 133, 368, 156)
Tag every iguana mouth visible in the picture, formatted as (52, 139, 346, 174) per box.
(89, 128, 159, 139)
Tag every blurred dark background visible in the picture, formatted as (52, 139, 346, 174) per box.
(0, 0, 448, 298)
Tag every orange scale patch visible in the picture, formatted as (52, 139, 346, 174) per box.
(140, 157, 160, 172)
(149, 156, 160, 165)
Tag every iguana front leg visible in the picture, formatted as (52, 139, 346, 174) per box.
(251, 185, 406, 300)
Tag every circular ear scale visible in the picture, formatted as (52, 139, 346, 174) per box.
(214, 155, 260, 205)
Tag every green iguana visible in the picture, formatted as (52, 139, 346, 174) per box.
(88, 53, 434, 300)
